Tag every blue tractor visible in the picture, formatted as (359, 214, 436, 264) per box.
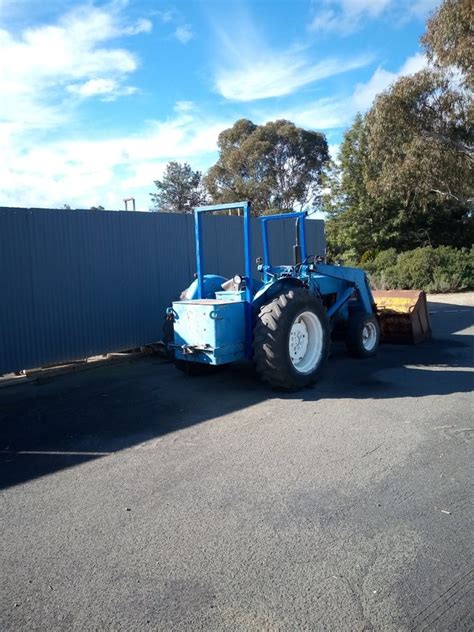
(165, 201, 381, 390)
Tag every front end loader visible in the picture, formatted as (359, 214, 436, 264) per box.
(165, 201, 431, 390)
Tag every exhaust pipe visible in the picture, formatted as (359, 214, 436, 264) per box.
(293, 217, 302, 265)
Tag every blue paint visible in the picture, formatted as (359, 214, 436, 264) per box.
(0, 206, 324, 374)
(194, 201, 252, 300)
(315, 263, 375, 314)
(173, 299, 246, 365)
(194, 201, 254, 359)
(260, 211, 307, 272)
(173, 204, 377, 368)
(327, 286, 354, 318)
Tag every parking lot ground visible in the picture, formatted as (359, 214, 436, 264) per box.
(1, 294, 473, 631)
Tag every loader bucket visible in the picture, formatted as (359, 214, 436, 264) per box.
(373, 290, 432, 344)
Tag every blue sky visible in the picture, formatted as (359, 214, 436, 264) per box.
(0, 0, 439, 210)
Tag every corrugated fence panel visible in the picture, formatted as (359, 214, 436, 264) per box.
(204, 215, 245, 279)
(307, 218, 325, 258)
(0, 207, 324, 374)
(1, 209, 35, 372)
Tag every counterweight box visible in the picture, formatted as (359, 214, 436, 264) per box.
(172, 299, 246, 365)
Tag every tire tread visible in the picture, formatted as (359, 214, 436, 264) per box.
(253, 288, 330, 390)
(346, 313, 380, 358)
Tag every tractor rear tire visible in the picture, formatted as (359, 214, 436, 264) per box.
(253, 288, 330, 391)
(346, 313, 380, 358)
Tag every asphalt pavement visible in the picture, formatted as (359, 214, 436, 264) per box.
(0, 294, 473, 631)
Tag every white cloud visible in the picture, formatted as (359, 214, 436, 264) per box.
(0, 1, 433, 214)
(217, 54, 372, 102)
(309, 0, 393, 35)
(399, 52, 428, 75)
(0, 3, 196, 211)
(0, 3, 151, 130)
(155, 10, 174, 24)
(309, 0, 441, 34)
(67, 78, 138, 100)
(175, 24, 193, 44)
(152, 8, 194, 44)
(408, 0, 440, 19)
(352, 67, 397, 110)
(174, 100, 195, 113)
(328, 143, 341, 160)
(352, 52, 427, 109)
(258, 53, 428, 133)
(270, 97, 350, 131)
(213, 12, 372, 102)
(215, 35, 371, 102)
(0, 104, 228, 211)
(123, 18, 153, 36)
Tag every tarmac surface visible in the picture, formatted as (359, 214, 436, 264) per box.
(1, 294, 473, 631)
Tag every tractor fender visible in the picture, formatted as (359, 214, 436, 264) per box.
(252, 277, 309, 313)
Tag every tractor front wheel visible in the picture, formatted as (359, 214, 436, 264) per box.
(346, 313, 380, 358)
(253, 288, 330, 390)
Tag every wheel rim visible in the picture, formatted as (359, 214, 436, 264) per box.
(288, 310, 323, 374)
(362, 321, 378, 351)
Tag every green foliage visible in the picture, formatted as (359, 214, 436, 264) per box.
(325, 0, 473, 259)
(337, 250, 360, 267)
(324, 114, 390, 255)
(151, 162, 206, 212)
(325, 69, 473, 257)
(363, 248, 398, 275)
(359, 250, 376, 268)
(366, 70, 472, 208)
(205, 119, 329, 215)
(422, 0, 473, 87)
(366, 246, 473, 292)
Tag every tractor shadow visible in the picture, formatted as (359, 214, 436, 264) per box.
(0, 355, 267, 490)
(0, 300, 472, 490)
(298, 299, 473, 402)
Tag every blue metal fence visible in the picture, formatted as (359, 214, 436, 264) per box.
(0, 207, 325, 374)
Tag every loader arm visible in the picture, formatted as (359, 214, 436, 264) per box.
(314, 263, 376, 315)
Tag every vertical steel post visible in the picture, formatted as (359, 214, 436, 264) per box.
(260, 211, 307, 270)
(242, 201, 253, 359)
(123, 197, 136, 211)
(262, 222, 270, 268)
(298, 216, 307, 262)
(194, 208, 204, 299)
(242, 201, 253, 303)
(194, 201, 253, 302)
